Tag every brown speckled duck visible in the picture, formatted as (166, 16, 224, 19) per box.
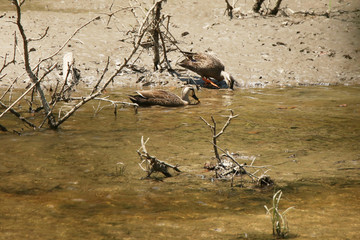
(129, 86, 200, 107)
(178, 52, 236, 89)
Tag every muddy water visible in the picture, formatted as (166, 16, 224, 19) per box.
(0, 86, 359, 239)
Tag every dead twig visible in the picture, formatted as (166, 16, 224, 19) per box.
(28, 26, 49, 42)
(200, 110, 238, 163)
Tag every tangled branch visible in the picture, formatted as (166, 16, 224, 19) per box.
(137, 136, 181, 178)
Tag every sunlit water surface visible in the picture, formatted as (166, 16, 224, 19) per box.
(1, 86, 359, 239)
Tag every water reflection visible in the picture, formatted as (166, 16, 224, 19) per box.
(0, 86, 359, 239)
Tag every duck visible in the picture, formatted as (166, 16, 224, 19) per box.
(129, 86, 200, 107)
(178, 52, 236, 89)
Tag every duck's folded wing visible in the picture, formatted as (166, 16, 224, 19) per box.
(137, 90, 178, 100)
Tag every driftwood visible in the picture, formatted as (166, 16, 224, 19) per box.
(137, 136, 180, 178)
(201, 110, 273, 188)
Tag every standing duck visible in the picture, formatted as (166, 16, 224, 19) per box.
(178, 52, 236, 89)
(129, 86, 200, 107)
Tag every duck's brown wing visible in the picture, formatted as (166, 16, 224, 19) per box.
(129, 90, 184, 107)
(179, 52, 225, 80)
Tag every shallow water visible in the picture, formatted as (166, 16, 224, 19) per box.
(0, 86, 360, 239)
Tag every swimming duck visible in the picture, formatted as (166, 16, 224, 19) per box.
(129, 86, 200, 107)
(178, 52, 235, 89)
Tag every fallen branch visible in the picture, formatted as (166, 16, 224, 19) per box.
(137, 136, 180, 178)
(201, 110, 273, 188)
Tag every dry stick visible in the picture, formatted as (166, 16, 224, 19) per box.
(12, 0, 57, 128)
(215, 111, 239, 137)
(70, 96, 138, 107)
(159, 21, 186, 55)
(58, 62, 74, 100)
(3, 14, 101, 113)
(152, 1, 162, 71)
(91, 56, 110, 95)
(0, 63, 57, 119)
(269, 0, 283, 15)
(200, 110, 238, 163)
(253, 0, 265, 13)
(158, 24, 172, 70)
(109, 0, 115, 11)
(103, 7, 134, 26)
(0, 77, 18, 101)
(137, 136, 180, 177)
(129, 1, 143, 26)
(209, 141, 242, 167)
(137, 0, 165, 37)
(131, 1, 174, 70)
(224, 0, 234, 19)
(137, 136, 151, 172)
(28, 26, 49, 42)
(201, 116, 220, 162)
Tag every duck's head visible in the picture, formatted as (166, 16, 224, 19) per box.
(182, 86, 200, 105)
(220, 71, 236, 90)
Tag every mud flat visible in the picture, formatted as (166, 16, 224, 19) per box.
(0, 0, 359, 89)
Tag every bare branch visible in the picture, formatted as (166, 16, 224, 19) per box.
(0, 77, 18, 101)
(253, 0, 265, 13)
(0, 63, 57, 119)
(91, 56, 110, 95)
(224, 0, 234, 19)
(200, 110, 238, 163)
(137, 136, 180, 178)
(215, 110, 238, 138)
(0, 99, 37, 129)
(28, 26, 49, 42)
(12, 0, 57, 128)
(269, 0, 283, 15)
